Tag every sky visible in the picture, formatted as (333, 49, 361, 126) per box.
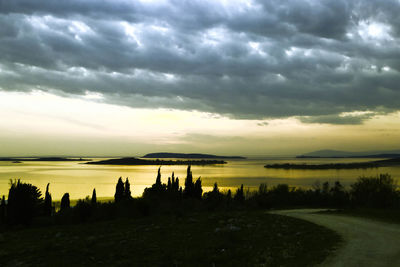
(0, 0, 400, 157)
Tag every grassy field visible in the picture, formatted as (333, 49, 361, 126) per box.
(1, 211, 341, 266)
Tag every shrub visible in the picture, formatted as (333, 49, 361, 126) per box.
(350, 174, 397, 208)
(60, 193, 71, 212)
(7, 179, 43, 225)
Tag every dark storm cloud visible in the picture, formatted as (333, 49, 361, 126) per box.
(1, 0, 400, 124)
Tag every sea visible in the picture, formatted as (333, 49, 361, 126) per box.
(1, 157, 399, 200)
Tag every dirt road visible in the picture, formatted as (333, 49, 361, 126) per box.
(271, 209, 400, 267)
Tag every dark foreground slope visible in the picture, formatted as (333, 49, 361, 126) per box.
(1, 211, 340, 266)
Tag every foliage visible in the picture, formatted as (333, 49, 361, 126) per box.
(91, 188, 97, 205)
(7, 179, 43, 225)
(0, 195, 6, 224)
(350, 174, 398, 208)
(114, 177, 125, 202)
(124, 178, 131, 199)
(1, 171, 399, 228)
(183, 166, 194, 198)
(234, 184, 245, 203)
(44, 183, 52, 216)
(60, 193, 70, 212)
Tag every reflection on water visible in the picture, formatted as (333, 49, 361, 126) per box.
(0, 157, 399, 200)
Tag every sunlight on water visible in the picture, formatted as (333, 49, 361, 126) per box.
(0, 157, 399, 200)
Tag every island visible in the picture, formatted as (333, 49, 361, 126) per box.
(264, 157, 400, 170)
(85, 157, 226, 166)
(142, 152, 245, 159)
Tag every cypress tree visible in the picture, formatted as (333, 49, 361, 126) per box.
(91, 188, 97, 205)
(115, 177, 125, 202)
(156, 167, 162, 188)
(60, 193, 70, 211)
(125, 178, 131, 199)
(167, 177, 171, 191)
(226, 189, 232, 200)
(175, 177, 180, 191)
(0, 195, 5, 224)
(212, 183, 219, 193)
(234, 184, 245, 203)
(184, 166, 194, 197)
(44, 183, 52, 216)
(194, 177, 203, 199)
(171, 172, 175, 188)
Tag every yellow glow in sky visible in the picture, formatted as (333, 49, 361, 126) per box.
(0, 91, 400, 156)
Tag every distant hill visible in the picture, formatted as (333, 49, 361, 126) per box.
(86, 157, 226, 165)
(297, 149, 400, 158)
(142, 152, 245, 159)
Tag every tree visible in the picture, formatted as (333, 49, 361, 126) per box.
(44, 183, 52, 216)
(115, 177, 125, 202)
(125, 178, 132, 199)
(350, 174, 397, 207)
(91, 188, 97, 205)
(167, 177, 171, 191)
(322, 182, 330, 195)
(330, 181, 348, 207)
(204, 182, 223, 206)
(258, 183, 268, 195)
(194, 177, 203, 199)
(156, 167, 162, 188)
(7, 179, 43, 225)
(234, 184, 245, 203)
(226, 189, 232, 200)
(212, 182, 219, 194)
(60, 193, 70, 211)
(0, 195, 6, 224)
(183, 166, 194, 198)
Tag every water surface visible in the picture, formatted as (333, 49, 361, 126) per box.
(1, 157, 399, 200)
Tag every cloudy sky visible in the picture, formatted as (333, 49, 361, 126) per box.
(1, 0, 400, 156)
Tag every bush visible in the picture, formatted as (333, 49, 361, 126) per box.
(350, 174, 398, 208)
(7, 179, 43, 225)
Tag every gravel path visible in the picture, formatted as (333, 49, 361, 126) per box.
(271, 209, 400, 267)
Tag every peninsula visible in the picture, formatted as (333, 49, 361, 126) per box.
(86, 157, 226, 166)
(264, 157, 400, 170)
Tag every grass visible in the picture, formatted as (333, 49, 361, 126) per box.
(0, 210, 341, 266)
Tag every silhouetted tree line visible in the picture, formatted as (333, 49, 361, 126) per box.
(0, 171, 399, 227)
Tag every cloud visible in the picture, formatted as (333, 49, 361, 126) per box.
(1, 0, 400, 124)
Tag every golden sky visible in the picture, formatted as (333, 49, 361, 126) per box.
(1, 91, 399, 157)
